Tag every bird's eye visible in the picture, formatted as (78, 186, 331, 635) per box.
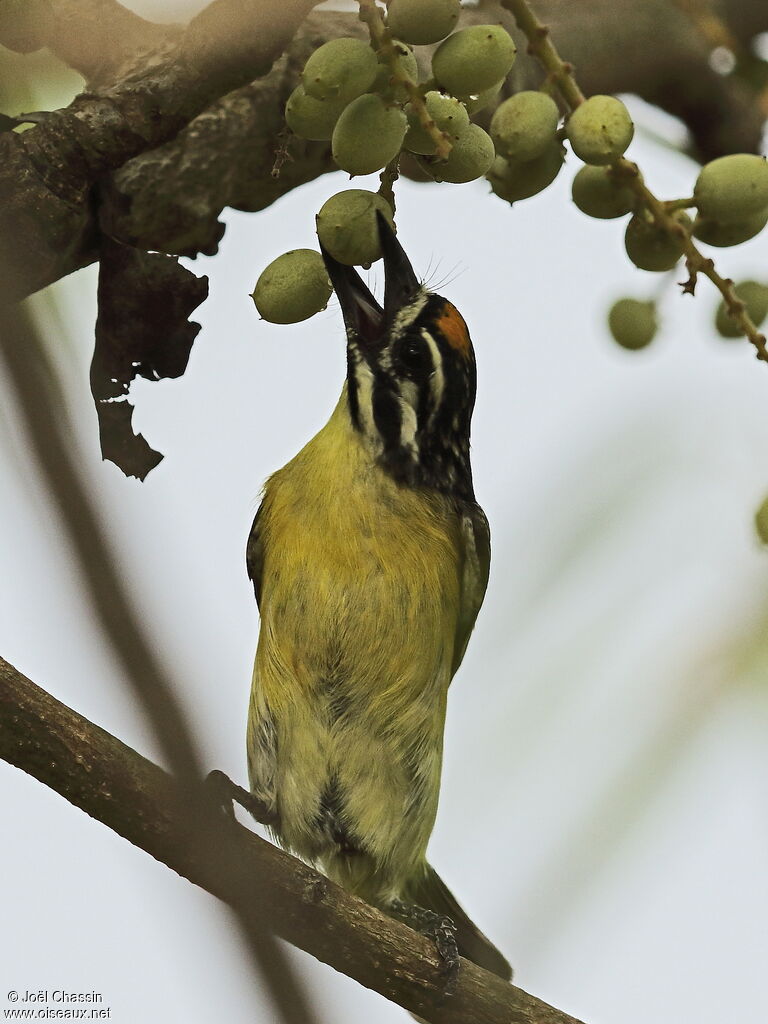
(397, 336, 429, 374)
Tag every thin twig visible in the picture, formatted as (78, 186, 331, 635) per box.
(501, 0, 585, 109)
(501, 0, 768, 362)
(357, 0, 452, 159)
(379, 155, 401, 213)
(616, 163, 768, 359)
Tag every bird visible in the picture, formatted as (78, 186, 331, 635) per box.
(243, 213, 510, 981)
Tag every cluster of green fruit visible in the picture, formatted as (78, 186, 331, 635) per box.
(252, 0, 768, 331)
(287, 15, 516, 181)
(579, 138, 768, 352)
(606, 280, 768, 352)
(489, 92, 635, 206)
(254, 76, 639, 322)
(575, 151, 768, 275)
(253, 86, 637, 323)
(255, 0, 539, 325)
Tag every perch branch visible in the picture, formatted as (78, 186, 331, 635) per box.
(0, 654, 588, 1024)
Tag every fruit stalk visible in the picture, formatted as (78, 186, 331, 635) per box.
(356, 0, 453, 159)
(500, 0, 584, 110)
(502, 0, 768, 361)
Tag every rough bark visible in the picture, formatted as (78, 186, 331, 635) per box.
(0, 0, 321, 299)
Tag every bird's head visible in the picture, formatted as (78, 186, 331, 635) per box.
(321, 213, 477, 502)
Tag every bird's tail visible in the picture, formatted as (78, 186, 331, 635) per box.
(403, 863, 512, 981)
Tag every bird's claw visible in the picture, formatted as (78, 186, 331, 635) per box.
(428, 914, 460, 983)
(204, 769, 277, 827)
(388, 899, 460, 993)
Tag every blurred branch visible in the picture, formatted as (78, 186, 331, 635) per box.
(2, 0, 767, 299)
(0, 0, 173, 82)
(523, 0, 767, 160)
(0, 0, 322, 300)
(0, 654, 587, 1024)
(516, 668, 725, 955)
(0, 296, 317, 1024)
(0, 300, 200, 782)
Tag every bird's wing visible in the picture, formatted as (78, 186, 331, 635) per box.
(245, 503, 264, 609)
(452, 503, 491, 678)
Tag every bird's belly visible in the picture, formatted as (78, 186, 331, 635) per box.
(247, 526, 460, 898)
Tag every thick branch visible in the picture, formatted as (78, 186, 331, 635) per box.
(2, 0, 766, 299)
(102, 0, 768, 259)
(0, 0, 321, 300)
(0, 654, 586, 1024)
(528, 0, 766, 160)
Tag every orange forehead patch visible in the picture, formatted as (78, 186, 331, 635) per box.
(435, 302, 471, 357)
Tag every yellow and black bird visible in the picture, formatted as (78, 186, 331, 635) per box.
(244, 215, 510, 980)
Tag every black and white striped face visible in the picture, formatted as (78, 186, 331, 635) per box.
(346, 289, 477, 501)
(321, 214, 478, 501)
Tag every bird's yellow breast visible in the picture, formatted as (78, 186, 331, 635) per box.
(255, 391, 463, 717)
(248, 392, 464, 886)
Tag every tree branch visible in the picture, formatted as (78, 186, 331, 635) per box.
(0, 0, 322, 300)
(0, 653, 587, 1024)
(2, 0, 766, 301)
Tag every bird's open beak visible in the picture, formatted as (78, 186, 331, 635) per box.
(320, 213, 421, 348)
(320, 241, 384, 347)
(377, 212, 420, 322)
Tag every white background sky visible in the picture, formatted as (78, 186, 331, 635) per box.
(2, 7, 768, 1024)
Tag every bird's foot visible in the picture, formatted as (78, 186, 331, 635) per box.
(388, 898, 460, 993)
(205, 769, 277, 828)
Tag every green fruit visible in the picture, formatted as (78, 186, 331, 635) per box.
(607, 298, 657, 350)
(490, 91, 560, 162)
(487, 142, 564, 202)
(694, 154, 768, 222)
(755, 495, 768, 544)
(386, 0, 461, 45)
(428, 123, 495, 183)
(624, 211, 690, 272)
(302, 37, 379, 103)
(332, 93, 407, 175)
(571, 165, 635, 219)
(252, 249, 332, 324)
(714, 281, 768, 338)
(390, 38, 418, 81)
(316, 189, 395, 267)
(432, 25, 516, 97)
(285, 84, 347, 141)
(566, 95, 634, 165)
(404, 90, 469, 155)
(693, 207, 768, 247)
